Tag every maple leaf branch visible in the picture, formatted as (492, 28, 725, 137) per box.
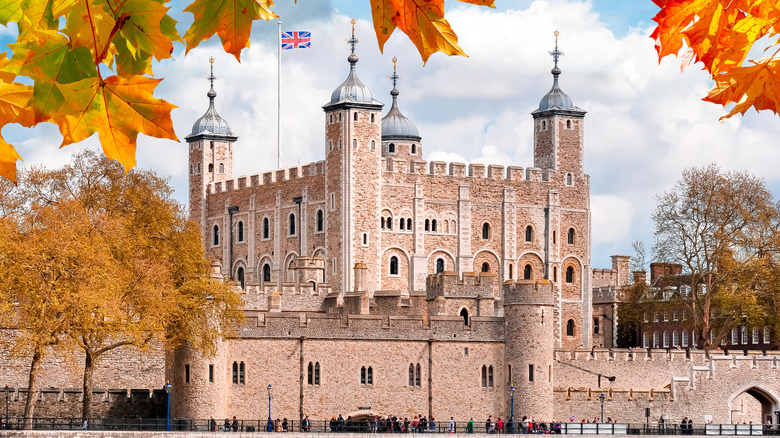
(95, 13, 132, 69)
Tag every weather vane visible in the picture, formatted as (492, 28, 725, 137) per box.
(347, 18, 359, 54)
(207, 56, 216, 89)
(549, 30, 563, 67)
(389, 56, 400, 89)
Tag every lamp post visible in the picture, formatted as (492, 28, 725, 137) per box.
(599, 393, 606, 424)
(4, 385, 8, 430)
(164, 381, 171, 431)
(267, 384, 273, 432)
(509, 386, 515, 433)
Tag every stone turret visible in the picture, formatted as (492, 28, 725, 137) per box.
(504, 280, 556, 421)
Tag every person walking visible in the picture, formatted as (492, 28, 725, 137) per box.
(450, 417, 455, 433)
(467, 418, 474, 434)
(486, 416, 492, 434)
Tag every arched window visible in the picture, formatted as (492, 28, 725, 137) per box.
(263, 264, 271, 282)
(289, 213, 296, 235)
(370, 113, 374, 123)
(424, 219, 430, 231)
(741, 325, 748, 344)
(525, 225, 533, 242)
(399, 219, 405, 230)
(566, 120, 572, 129)
(354, 112, 358, 121)
(643, 332, 650, 348)
(371, 140, 375, 150)
(362, 233, 368, 245)
(386, 216, 392, 230)
(436, 258, 444, 273)
(197, 163, 201, 173)
(764, 326, 771, 344)
(308, 362, 314, 385)
(406, 218, 412, 230)
(682, 331, 689, 347)
(415, 364, 421, 386)
(523, 264, 532, 280)
(390, 256, 399, 276)
(409, 364, 415, 386)
(360, 366, 366, 384)
(412, 144, 417, 154)
(431, 219, 437, 232)
(219, 163, 225, 174)
(460, 308, 469, 325)
(381, 217, 385, 229)
(338, 113, 342, 122)
(353, 139, 357, 150)
(208, 163, 214, 173)
(262, 218, 269, 239)
(567, 228, 575, 244)
(488, 365, 494, 387)
(566, 319, 574, 336)
(482, 223, 490, 239)
(553, 230, 556, 244)
(232, 362, 238, 384)
(663, 331, 670, 348)
(553, 266, 558, 282)
(213, 225, 220, 246)
(481, 262, 489, 273)
(329, 114, 333, 123)
(239, 361, 245, 384)
(541, 120, 546, 130)
(481, 365, 487, 387)
(367, 366, 373, 384)
(566, 173, 573, 186)
(509, 264, 513, 279)
(731, 328, 739, 345)
(566, 266, 574, 283)
(653, 331, 660, 348)
(237, 267, 245, 289)
(672, 330, 679, 347)
(314, 362, 320, 385)
(389, 143, 396, 153)
(753, 328, 760, 344)
(189, 164, 193, 175)
(237, 221, 244, 242)
(316, 210, 324, 232)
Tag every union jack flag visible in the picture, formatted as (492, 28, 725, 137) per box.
(281, 31, 311, 50)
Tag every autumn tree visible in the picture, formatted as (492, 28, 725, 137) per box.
(652, 164, 779, 355)
(0, 0, 495, 183)
(652, 0, 780, 119)
(0, 151, 243, 424)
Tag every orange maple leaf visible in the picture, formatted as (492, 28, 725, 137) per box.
(183, 0, 278, 61)
(45, 75, 178, 171)
(371, 0, 470, 63)
(0, 81, 35, 182)
(704, 58, 780, 119)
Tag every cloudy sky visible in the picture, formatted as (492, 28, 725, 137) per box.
(3, 0, 780, 270)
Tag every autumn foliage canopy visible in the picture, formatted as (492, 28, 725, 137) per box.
(0, 0, 495, 183)
(651, 0, 780, 120)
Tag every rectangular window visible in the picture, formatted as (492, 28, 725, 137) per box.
(185, 364, 190, 383)
(367, 366, 373, 385)
(593, 318, 599, 334)
(528, 364, 534, 382)
(654, 312, 659, 322)
(663, 311, 669, 322)
(330, 193, 335, 210)
(643, 312, 648, 323)
(673, 310, 679, 321)
(361, 367, 366, 385)
(209, 364, 214, 383)
(508, 365, 511, 385)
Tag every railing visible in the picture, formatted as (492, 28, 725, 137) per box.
(0, 418, 776, 435)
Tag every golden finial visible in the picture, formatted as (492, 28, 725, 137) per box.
(209, 56, 214, 75)
(549, 30, 563, 69)
(392, 56, 397, 74)
(351, 18, 356, 36)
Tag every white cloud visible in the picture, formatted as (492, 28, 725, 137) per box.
(5, 0, 780, 270)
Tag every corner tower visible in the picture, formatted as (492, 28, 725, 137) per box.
(531, 31, 586, 175)
(322, 20, 384, 296)
(381, 57, 422, 161)
(186, 58, 238, 238)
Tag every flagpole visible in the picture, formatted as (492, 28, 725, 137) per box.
(277, 19, 282, 169)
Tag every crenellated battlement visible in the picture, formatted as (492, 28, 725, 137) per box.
(239, 311, 505, 341)
(208, 160, 326, 194)
(381, 157, 562, 184)
(554, 347, 780, 364)
(503, 279, 555, 305)
(425, 271, 496, 300)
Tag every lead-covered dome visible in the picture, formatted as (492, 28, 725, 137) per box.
(532, 32, 585, 117)
(324, 20, 382, 109)
(186, 62, 235, 140)
(382, 87, 420, 140)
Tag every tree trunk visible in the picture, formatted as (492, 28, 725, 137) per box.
(23, 349, 42, 430)
(81, 350, 95, 421)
